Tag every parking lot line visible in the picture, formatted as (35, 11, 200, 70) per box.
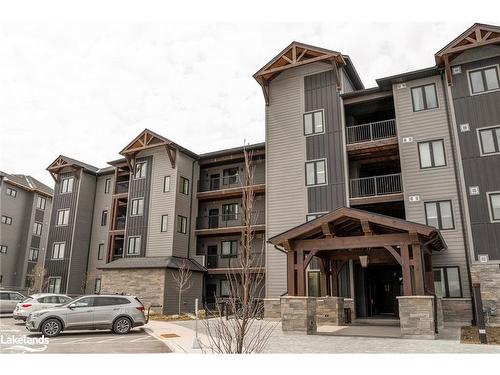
(53, 337, 95, 345)
(93, 336, 130, 344)
(129, 336, 155, 343)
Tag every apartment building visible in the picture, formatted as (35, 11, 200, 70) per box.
(256, 23, 500, 325)
(43, 130, 265, 313)
(0, 171, 53, 291)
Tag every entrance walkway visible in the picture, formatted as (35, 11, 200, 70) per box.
(317, 316, 401, 338)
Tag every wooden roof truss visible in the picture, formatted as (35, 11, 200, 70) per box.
(46, 156, 83, 183)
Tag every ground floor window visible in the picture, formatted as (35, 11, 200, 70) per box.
(433, 267, 462, 298)
(307, 271, 321, 297)
(220, 279, 230, 297)
(48, 277, 62, 294)
(94, 278, 101, 294)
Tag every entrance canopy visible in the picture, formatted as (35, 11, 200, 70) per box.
(268, 207, 446, 297)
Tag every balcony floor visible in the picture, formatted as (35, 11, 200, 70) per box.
(347, 137, 399, 159)
(195, 224, 266, 237)
(197, 183, 265, 201)
(350, 193, 404, 206)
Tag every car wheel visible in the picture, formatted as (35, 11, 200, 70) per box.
(42, 319, 62, 337)
(113, 317, 132, 334)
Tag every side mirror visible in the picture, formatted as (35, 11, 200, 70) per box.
(68, 303, 76, 309)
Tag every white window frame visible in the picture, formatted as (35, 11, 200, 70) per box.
(486, 191, 500, 223)
(52, 242, 66, 260)
(47, 277, 62, 294)
(104, 178, 111, 194)
(6, 187, 17, 197)
(1, 215, 12, 225)
(467, 64, 500, 96)
(60, 177, 74, 194)
(94, 278, 102, 294)
(130, 198, 144, 216)
(134, 162, 147, 179)
(36, 196, 47, 210)
(305, 158, 328, 187)
(303, 109, 326, 137)
(161, 215, 168, 232)
(98, 243, 104, 260)
(476, 125, 500, 157)
(56, 209, 70, 226)
(32, 222, 43, 236)
(163, 176, 171, 192)
(28, 248, 39, 262)
(127, 236, 141, 255)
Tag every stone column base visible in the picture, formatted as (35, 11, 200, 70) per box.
(280, 297, 316, 333)
(397, 296, 436, 340)
(316, 297, 345, 327)
(263, 298, 281, 320)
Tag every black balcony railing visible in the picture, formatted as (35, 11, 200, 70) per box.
(205, 253, 265, 269)
(115, 181, 129, 194)
(198, 174, 265, 192)
(196, 211, 265, 230)
(349, 173, 402, 198)
(346, 119, 397, 144)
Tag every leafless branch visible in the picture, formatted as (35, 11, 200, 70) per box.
(172, 260, 193, 315)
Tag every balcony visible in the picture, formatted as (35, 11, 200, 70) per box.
(346, 119, 397, 144)
(197, 174, 265, 201)
(349, 173, 403, 204)
(114, 216, 126, 230)
(115, 181, 129, 195)
(205, 253, 265, 272)
(195, 211, 265, 236)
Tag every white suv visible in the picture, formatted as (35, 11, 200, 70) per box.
(13, 293, 72, 321)
(26, 294, 147, 337)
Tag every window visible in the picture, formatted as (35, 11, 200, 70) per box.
(305, 159, 327, 186)
(94, 279, 102, 294)
(303, 109, 324, 135)
(25, 276, 34, 289)
(418, 140, 446, 168)
(104, 178, 111, 193)
(161, 215, 168, 232)
(0, 245, 7, 254)
(163, 176, 171, 192)
(98, 243, 104, 260)
(94, 296, 130, 306)
(6, 187, 17, 197)
(179, 177, 190, 195)
(32, 222, 42, 236)
(101, 210, 108, 226)
(29, 248, 39, 262)
(36, 196, 47, 210)
(487, 192, 500, 222)
(134, 162, 147, 179)
(433, 267, 462, 298)
(411, 84, 438, 111)
(72, 297, 93, 308)
(47, 277, 62, 294)
(127, 236, 141, 255)
(56, 209, 70, 226)
(306, 213, 326, 222)
(468, 66, 500, 94)
(478, 126, 500, 155)
(221, 240, 238, 258)
(52, 242, 65, 259)
(1, 215, 12, 225)
(61, 177, 74, 193)
(130, 198, 144, 216)
(176, 215, 188, 234)
(222, 168, 239, 185)
(425, 201, 454, 230)
(220, 279, 230, 297)
(222, 203, 239, 221)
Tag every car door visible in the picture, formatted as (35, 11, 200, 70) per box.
(64, 297, 95, 329)
(92, 297, 115, 328)
(0, 292, 10, 313)
(8, 293, 24, 312)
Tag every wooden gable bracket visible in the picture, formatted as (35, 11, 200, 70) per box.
(332, 60, 342, 92)
(360, 220, 373, 236)
(444, 54, 453, 86)
(165, 145, 177, 169)
(321, 222, 334, 238)
(383, 245, 402, 266)
(48, 171, 59, 184)
(303, 249, 319, 269)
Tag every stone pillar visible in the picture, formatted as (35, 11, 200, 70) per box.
(315, 297, 345, 327)
(397, 296, 436, 339)
(263, 298, 281, 320)
(470, 264, 500, 327)
(280, 297, 316, 333)
(436, 298, 444, 330)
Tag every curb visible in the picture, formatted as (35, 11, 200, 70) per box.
(143, 327, 184, 353)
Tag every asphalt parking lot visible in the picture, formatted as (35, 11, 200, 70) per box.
(0, 315, 171, 354)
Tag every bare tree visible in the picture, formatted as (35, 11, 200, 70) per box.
(172, 260, 192, 315)
(31, 263, 48, 293)
(203, 146, 278, 354)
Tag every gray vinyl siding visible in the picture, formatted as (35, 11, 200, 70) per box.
(394, 74, 470, 297)
(265, 63, 331, 297)
(164, 269, 203, 314)
(141, 147, 177, 257)
(125, 156, 152, 258)
(450, 53, 500, 261)
(45, 172, 80, 293)
(86, 173, 114, 293)
(305, 69, 347, 213)
(172, 153, 197, 259)
(67, 171, 96, 294)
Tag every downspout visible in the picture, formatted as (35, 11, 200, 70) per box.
(187, 159, 196, 259)
(440, 69, 476, 324)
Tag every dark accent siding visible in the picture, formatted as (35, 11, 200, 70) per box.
(45, 172, 80, 293)
(125, 156, 153, 257)
(34, 209, 44, 222)
(30, 235, 40, 249)
(451, 55, 500, 260)
(304, 70, 346, 213)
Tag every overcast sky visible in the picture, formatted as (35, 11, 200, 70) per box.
(0, 22, 474, 187)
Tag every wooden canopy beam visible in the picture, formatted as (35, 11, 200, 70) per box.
(383, 245, 402, 266)
(293, 233, 411, 252)
(165, 145, 177, 169)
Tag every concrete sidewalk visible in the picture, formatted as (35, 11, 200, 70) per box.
(144, 319, 207, 353)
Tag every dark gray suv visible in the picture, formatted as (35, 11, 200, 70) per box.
(26, 294, 146, 337)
